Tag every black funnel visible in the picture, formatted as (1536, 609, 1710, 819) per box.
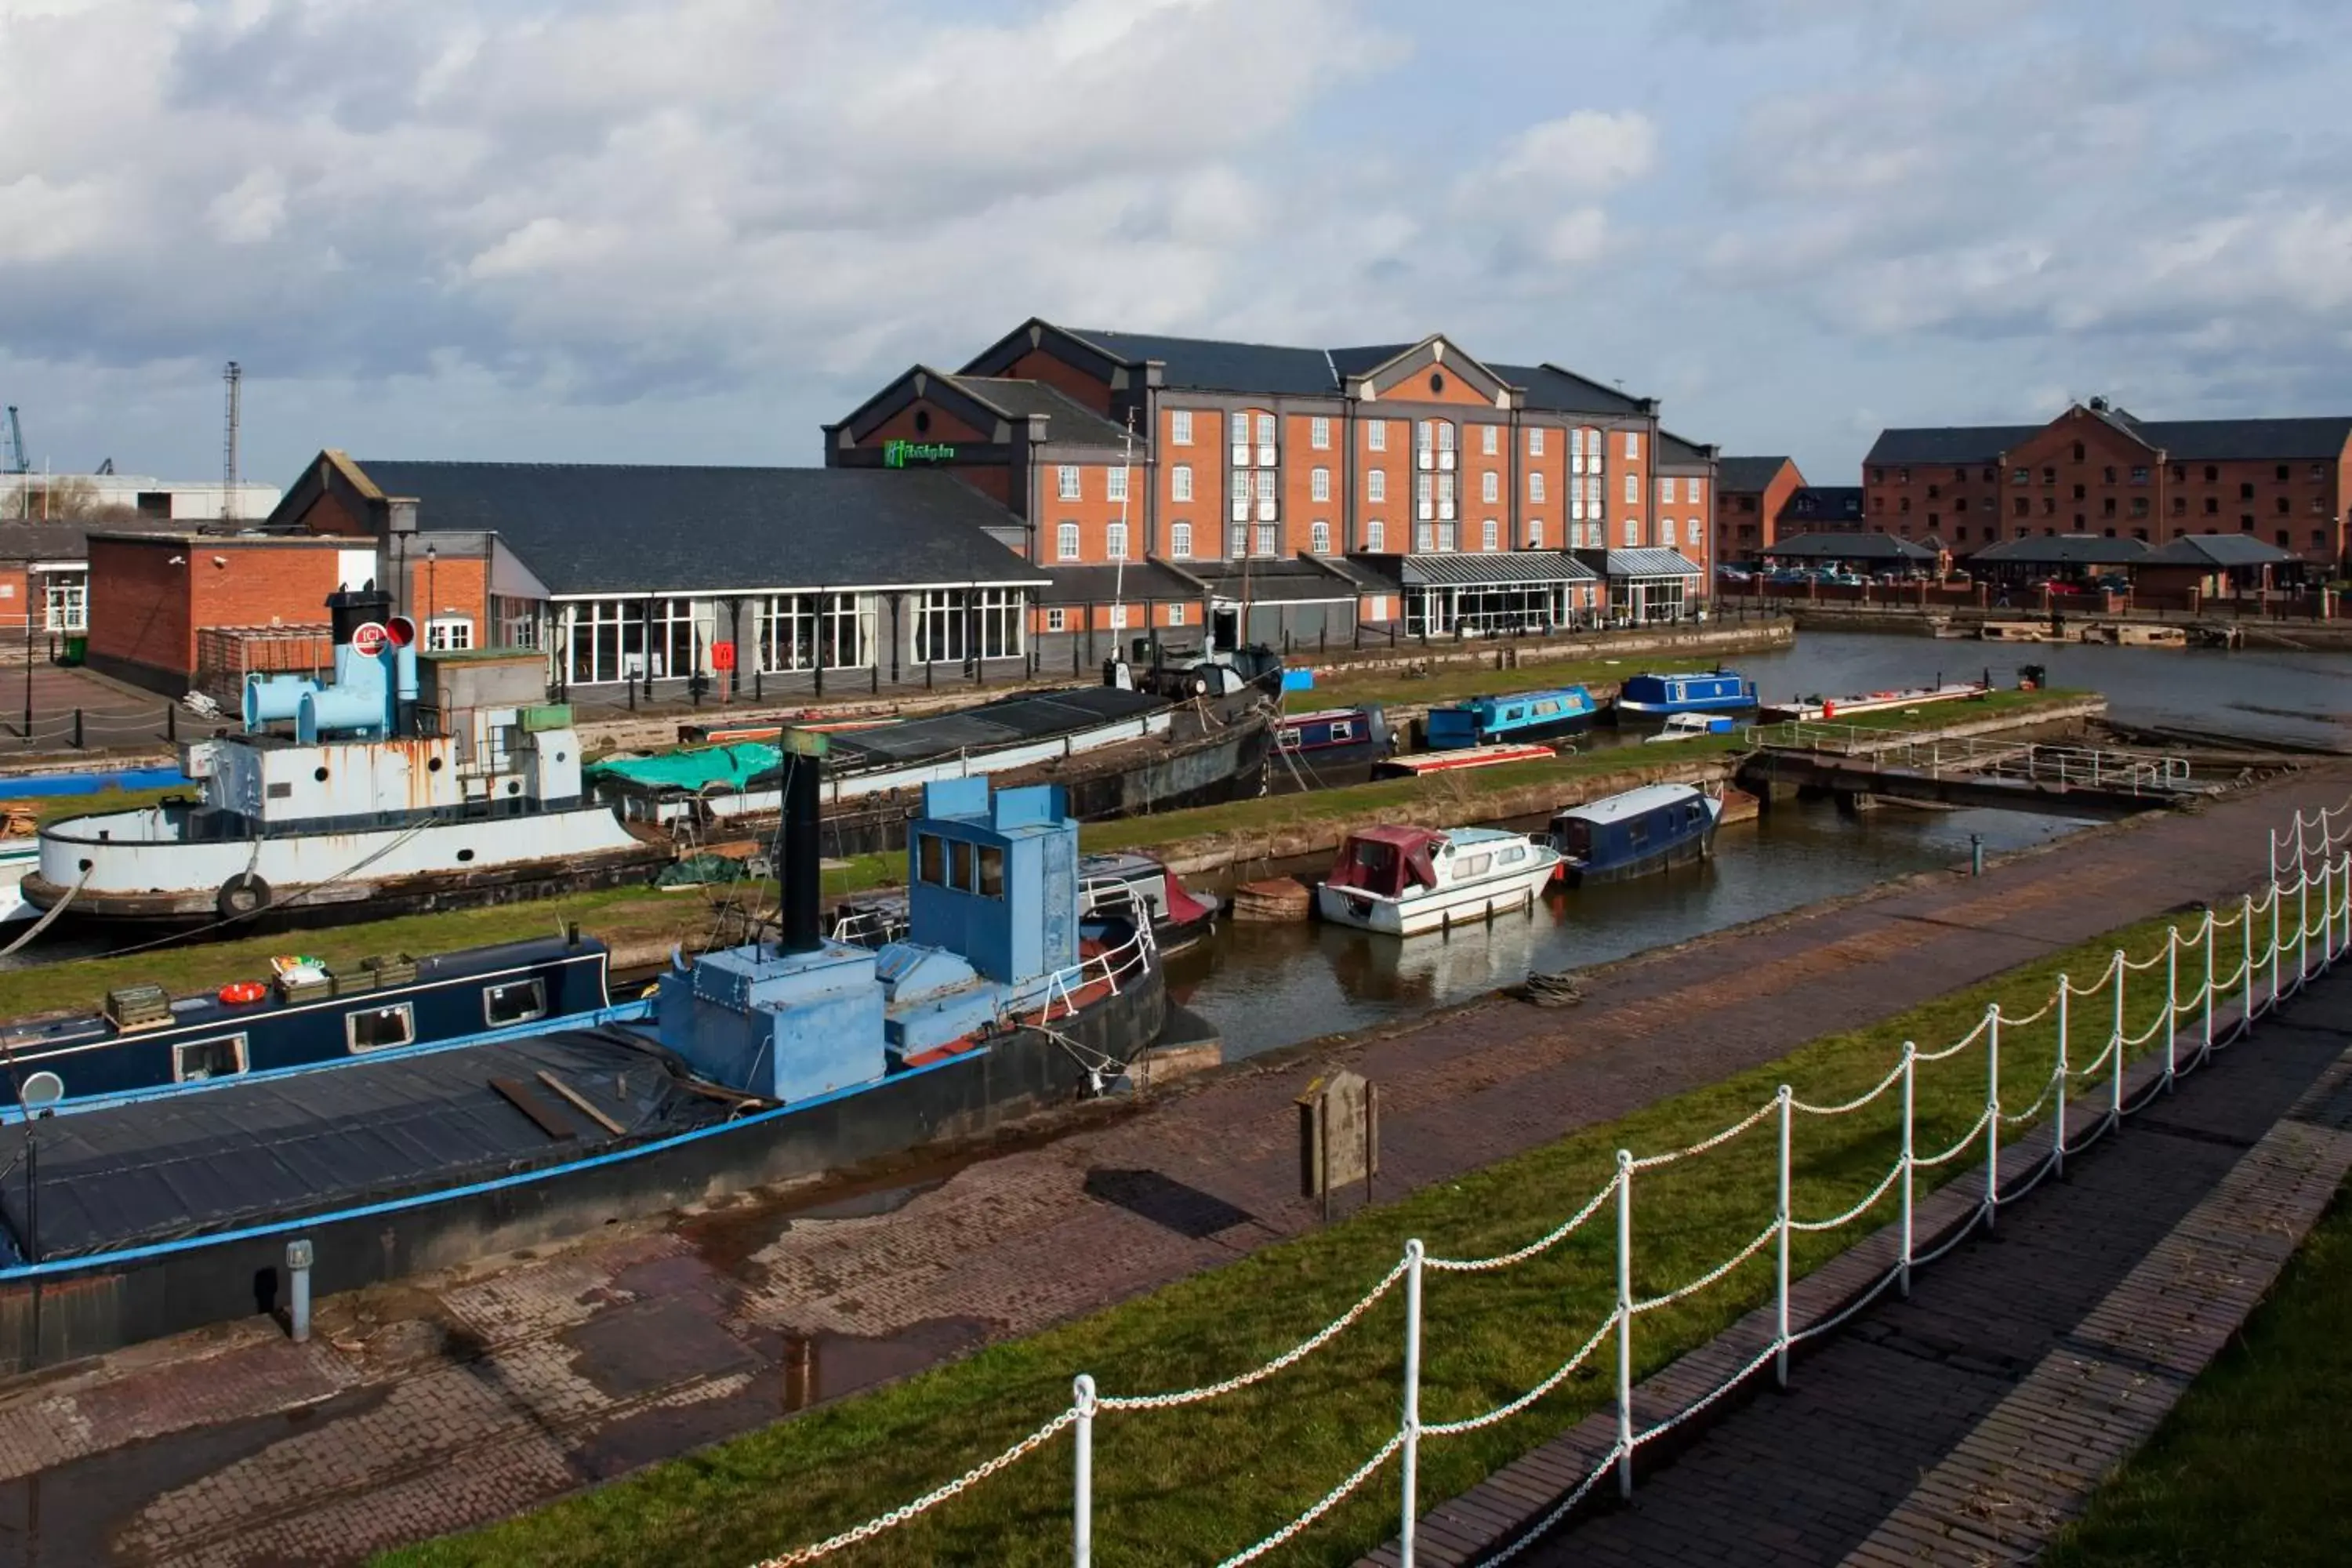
(779, 731, 829, 953)
(327, 586, 394, 648)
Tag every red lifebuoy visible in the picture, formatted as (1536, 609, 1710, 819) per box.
(219, 981, 268, 1006)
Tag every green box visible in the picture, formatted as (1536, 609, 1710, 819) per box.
(520, 704, 574, 732)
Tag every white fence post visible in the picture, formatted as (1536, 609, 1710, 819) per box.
(2299, 867, 2312, 990)
(2272, 883, 2283, 1011)
(1073, 1374, 1095, 1568)
(1615, 1149, 1635, 1501)
(1399, 1239, 1424, 1568)
(2162, 926, 2179, 1094)
(1774, 1085, 1793, 1389)
(2053, 978, 2069, 1179)
(1984, 1005, 2002, 1228)
(2201, 907, 2216, 1062)
(2244, 893, 2256, 1035)
(1898, 1044, 1917, 1298)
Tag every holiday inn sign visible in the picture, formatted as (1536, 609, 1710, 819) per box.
(883, 440, 957, 467)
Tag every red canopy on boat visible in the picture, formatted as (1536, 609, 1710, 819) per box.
(1326, 827, 1444, 898)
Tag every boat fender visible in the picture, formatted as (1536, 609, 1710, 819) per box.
(219, 980, 268, 1006)
(217, 873, 272, 920)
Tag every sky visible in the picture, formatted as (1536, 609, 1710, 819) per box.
(4, 0, 2350, 490)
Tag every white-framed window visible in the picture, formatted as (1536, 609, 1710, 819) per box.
(1107, 465, 1129, 503)
(1367, 419, 1388, 452)
(914, 587, 1025, 662)
(493, 594, 541, 650)
(1416, 420, 1434, 459)
(1657, 517, 1675, 547)
(561, 596, 714, 684)
(1256, 469, 1277, 505)
(41, 572, 87, 633)
(1686, 517, 1703, 546)
(347, 1003, 416, 1054)
(1311, 416, 1331, 449)
(1312, 466, 1331, 503)
(1482, 517, 1499, 550)
(1624, 472, 1639, 505)
(1658, 477, 1674, 505)
(1530, 472, 1547, 504)
(1586, 475, 1602, 514)
(1058, 464, 1081, 500)
(1438, 521, 1457, 551)
(1438, 473, 1456, 511)
(1526, 519, 1544, 548)
(1622, 517, 1640, 547)
(1105, 521, 1129, 561)
(1570, 426, 1585, 474)
(754, 593, 874, 672)
(1417, 472, 1434, 517)
(1254, 524, 1279, 556)
(1367, 469, 1386, 503)
(1109, 603, 1130, 630)
(1529, 427, 1546, 457)
(485, 978, 548, 1028)
(1230, 470, 1249, 508)
(1256, 412, 1276, 447)
(425, 616, 474, 651)
(1167, 603, 1186, 626)
(1416, 523, 1436, 553)
(1438, 421, 1456, 457)
(1045, 608, 1067, 633)
(174, 1033, 248, 1082)
(1481, 470, 1500, 504)
(1169, 521, 1193, 559)
(1229, 411, 1250, 452)
(1367, 593, 1390, 620)
(1686, 477, 1703, 504)
(1229, 523, 1248, 557)
(1310, 520, 1332, 554)
(1057, 522, 1080, 561)
(1171, 463, 1193, 502)
(1481, 423, 1500, 456)
(1171, 409, 1193, 445)
(1624, 431, 1641, 460)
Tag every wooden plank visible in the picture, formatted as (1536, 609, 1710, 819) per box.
(537, 1069, 626, 1136)
(490, 1076, 579, 1140)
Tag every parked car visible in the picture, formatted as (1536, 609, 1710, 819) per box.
(2038, 579, 2088, 597)
(1716, 565, 1753, 583)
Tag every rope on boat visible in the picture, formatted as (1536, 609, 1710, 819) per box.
(1508, 971, 1587, 1008)
(0, 867, 85, 959)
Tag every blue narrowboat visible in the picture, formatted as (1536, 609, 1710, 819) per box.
(1611, 670, 1759, 720)
(1547, 783, 1723, 886)
(1424, 688, 1597, 751)
(1273, 703, 1398, 788)
(0, 932, 612, 1109)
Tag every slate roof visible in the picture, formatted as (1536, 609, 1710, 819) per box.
(1778, 486, 1867, 525)
(1196, 558, 1370, 603)
(1865, 426, 2042, 466)
(946, 377, 1127, 447)
(1489, 362, 1649, 416)
(2133, 418, 2352, 462)
(2140, 534, 2295, 567)
(1326, 344, 1419, 379)
(1762, 532, 1937, 562)
(1657, 430, 1715, 468)
(1033, 561, 1200, 605)
(1397, 551, 1599, 587)
(1060, 329, 1341, 397)
(1969, 535, 2150, 567)
(1717, 456, 1796, 493)
(354, 461, 1046, 597)
(1595, 548, 1703, 579)
(0, 517, 187, 561)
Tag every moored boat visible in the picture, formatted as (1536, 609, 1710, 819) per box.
(1755, 681, 1990, 724)
(1611, 670, 1757, 720)
(1547, 783, 1722, 886)
(831, 849, 1221, 956)
(1316, 825, 1563, 936)
(0, 840, 38, 927)
(1372, 742, 1559, 777)
(1270, 703, 1397, 789)
(1643, 713, 1738, 745)
(1424, 687, 1596, 750)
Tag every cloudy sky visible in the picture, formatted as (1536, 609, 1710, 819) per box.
(4, 0, 2349, 489)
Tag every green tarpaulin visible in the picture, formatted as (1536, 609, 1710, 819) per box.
(587, 742, 780, 793)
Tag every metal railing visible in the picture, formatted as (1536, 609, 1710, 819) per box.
(736, 809, 2351, 1568)
(1749, 723, 2199, 794)
(1036, 916, 1156, 1023)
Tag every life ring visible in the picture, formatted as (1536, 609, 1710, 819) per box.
(219, 980, 268, 1006)
(217, 873, 272, 920)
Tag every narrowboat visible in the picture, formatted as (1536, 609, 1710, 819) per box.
(1611, 670, 1758, 720)
(0, 933, 612, 1109)
(1423, 688, 1597, 750)
(1270, 704, 1397, 789)
(831, 850, 1221, 956)
(1316, 826, 1563, 937)
(1547, 783, 1722, 886)
(1371, 742, 1559, 778)
(1755, 681, 1990, 724)
(0, 757, 1167, 1373)
(1642, 713, 1739, 745)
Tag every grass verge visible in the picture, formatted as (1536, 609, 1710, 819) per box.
(2041, 1172, 2352, 1568)
(382, 906, 2223, 1568)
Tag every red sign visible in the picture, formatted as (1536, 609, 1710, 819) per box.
(350, 622, 390, 657)
(711, 641, 737, 673)
(386, 615, 418, 648)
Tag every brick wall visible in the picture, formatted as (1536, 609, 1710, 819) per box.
(88, 535, 350, 692)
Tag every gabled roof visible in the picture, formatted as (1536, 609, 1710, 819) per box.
(1779, 486, 1866, 524)
(1488, 361, 1651, 417)
(1326, 343, 1418, 379)
(2136, 418, 2352, 462)
(2140, 533, 2294, 567)
(1865, 426, 2042, 466)
(1763, 532, 1937, 561)
(351, 461, 1045, 596)
(1059, 328, 1341, 397)
(1717, 456, 1798, 492)
(946, 376, 1127, 447)
(1969, 534, 2149, 566)
(1657, 430, 1716, 469)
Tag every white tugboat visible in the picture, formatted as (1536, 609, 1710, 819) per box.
(1315, 825, 1563, 937)
(23, 588, 665, 928)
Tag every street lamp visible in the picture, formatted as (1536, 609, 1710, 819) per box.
(424, 543, 437, 648)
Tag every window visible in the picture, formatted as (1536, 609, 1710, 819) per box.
(1367, 469, 1386, 503)
(1622, 517, 1639, 546)
(1229, 411, 1250, 453)
(2316, 529, 2330, 549)
(1044, 608, 1066, 632)
(1171, 463, 1192, 502)
(2042, 498, 2056, 515)
(1482, 471, 1500, 504)
(1624, 472, 1639, 504)
(1686, 478, 1702, 504)
(1686, 518, 1702, 546)
(1529, 472, 1546, 503)
(1312, 466, 1331, 502)
(1171, 410, 1192, 445)
(2318, 498, 2332, 515)
(2043, 466, 2056, 485)
(1872, 495, 1886, 514)
(1168, 602, 1186, 626)
(753, 593, 873, 672)
(561, 596, 715, 684)
(1311, 520, 1332, 554)
(2241, 514, 2256, 532)
(2072, 484, 2086, 500)
(485, 978, 548, 1028)
(977, 845, 1005, 898)
(950, 840, 974, 891)
(2278, 496, 2292, 515)
(1417, 472, 1434, 517)
(2314, 465, 2328, 484)
(1105, 521, 1129, 560)
(1256, 412, 1276, 448)
(1105, 466, 1129, 503)
(1658, 476, 1673, 505)
(347, 1003, 416, 1054)
(2278, 529, 2292, 547)
(1624, 431, 1640, 460)
(2103, 498, 2117, 517)
(494, 595, 540, 650)
(1169, 521, 1192, 559)
(173, 1033, 248, 1083)
(2172, 496, 2187, 516)
(1254, 524, 1278, 556)
(425, 617, 474, 651)
(1229, 523, 1247, 557)
(1367, 593, 1389, 620)
(40, 572, 86, 632)
(1573, 427, 1588, 473)
(2102, 465, 2116, 483)
(1482, 517, 1498, 550)
(1956, 498, 1969, 514)
(1526, 519, 1544, 547)
(2241, 481, 2256, 499)
(1311, 416, 1330, 449)
(1366, 519, 1385, 551)
(1416, 523, 1435, 553)
(2277, 464, 2291, 482)
(2131, 466, 2150, 485)
(1057, 523, 1080, 561)
(2205, 497, 2219, 515)
(2131, 497, 2148, 517)
(913, 588, 1024, 662)
(2072, 441, 2085, 461)
(1256, 469, 1277, 507)
(2204, 465, 2218, 481)
(1898, 466, 1911, 482)
(1108, 603, 1129, 630)
(1528, 427, 1546, 456)
(1926, 484, 1941, 499)
(1481, 423, 1499, 456)
(1367, 420, 1387, 452)
(2013, 466, 2029, 485)
(1058, 465, 1081, 500)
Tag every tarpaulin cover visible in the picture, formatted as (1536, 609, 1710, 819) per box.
(1324, 828, 1443, 898)
(0, 1029, 724, 1262)
(588, 741, 782, 793)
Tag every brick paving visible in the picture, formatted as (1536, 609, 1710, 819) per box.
(0, 767, 2343, 1565)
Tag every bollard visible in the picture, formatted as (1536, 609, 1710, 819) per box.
(165, 702, 176, 742)
(1072, 1374, 1094, 1567)
(287, 1238, 314, 1343)
(1969, 833, 1984, 877)
(71, 709, 82, 749)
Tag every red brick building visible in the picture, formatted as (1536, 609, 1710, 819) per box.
(1864, 401, 2352, 569)
(1713, 456, 1806, 563)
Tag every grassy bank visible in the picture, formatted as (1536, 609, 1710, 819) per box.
(385, 908, 2208, 1568)
(2042, 1174, 2352, 1568)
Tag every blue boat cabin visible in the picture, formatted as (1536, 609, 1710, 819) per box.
(1614, 670, 1758, 717)
(1425, 687, 1596, 750)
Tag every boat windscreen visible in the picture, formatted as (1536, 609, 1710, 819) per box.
(1327, 832, 1438, 897)
(1555, 818, 1594, 858)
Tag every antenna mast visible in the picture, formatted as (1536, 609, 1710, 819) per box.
(221, 361, 242, 524)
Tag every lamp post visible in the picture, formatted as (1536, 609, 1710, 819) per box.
(424, 543, 438, 648)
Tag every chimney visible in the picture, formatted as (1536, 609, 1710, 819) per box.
(778, 729, 829, 953)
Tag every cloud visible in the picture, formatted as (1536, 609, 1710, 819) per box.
(1488, 111, 1659, 194)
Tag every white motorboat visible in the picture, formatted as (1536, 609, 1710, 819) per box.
(1642, 713, 1738, 745)
(1315, 825, 1562, 937)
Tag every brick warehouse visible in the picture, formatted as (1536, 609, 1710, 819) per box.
(1864, 398, 2352, 570)
(827, 321, 1713, 659)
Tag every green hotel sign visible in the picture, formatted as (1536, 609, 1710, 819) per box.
(883, 440, 957, 467)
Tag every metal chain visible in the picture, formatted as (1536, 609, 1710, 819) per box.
(1789, 1160, 1906, 1233)
(1422, 1313, 1618, 1436)
(1635, 1340, 1781, 1441)
(1634, 1220, 1780, 1310)
(1473, 1450, 1619, 1566)
(1998, 1066, 2065, 1127)
(1914, 1106, 1994, 1168)
(1789, 1053, 1909, 1117)
(1427, 1172, 1619, 1272)
(1098, 1257, 1410, 1411)
(1214, 1431, 1405, 1567)
(1628, 1096, 1777, 1171)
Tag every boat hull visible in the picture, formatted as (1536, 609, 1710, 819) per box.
(1562, 824, 1715, 886)
(1315, 858, 1559, 936)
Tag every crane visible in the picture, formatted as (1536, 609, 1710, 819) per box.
(2, 408, 25, 476)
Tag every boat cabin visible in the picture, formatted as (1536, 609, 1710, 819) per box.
(1425, 688, 1595, 750)
(1548, 783, 1719, 884)
(1616, 671, 1757, 716)
(1277, 705, 1393, 757)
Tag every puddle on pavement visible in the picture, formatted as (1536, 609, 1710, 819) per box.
(675, 1174, 950, 1286)
(560, 1297, 760, 1403)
